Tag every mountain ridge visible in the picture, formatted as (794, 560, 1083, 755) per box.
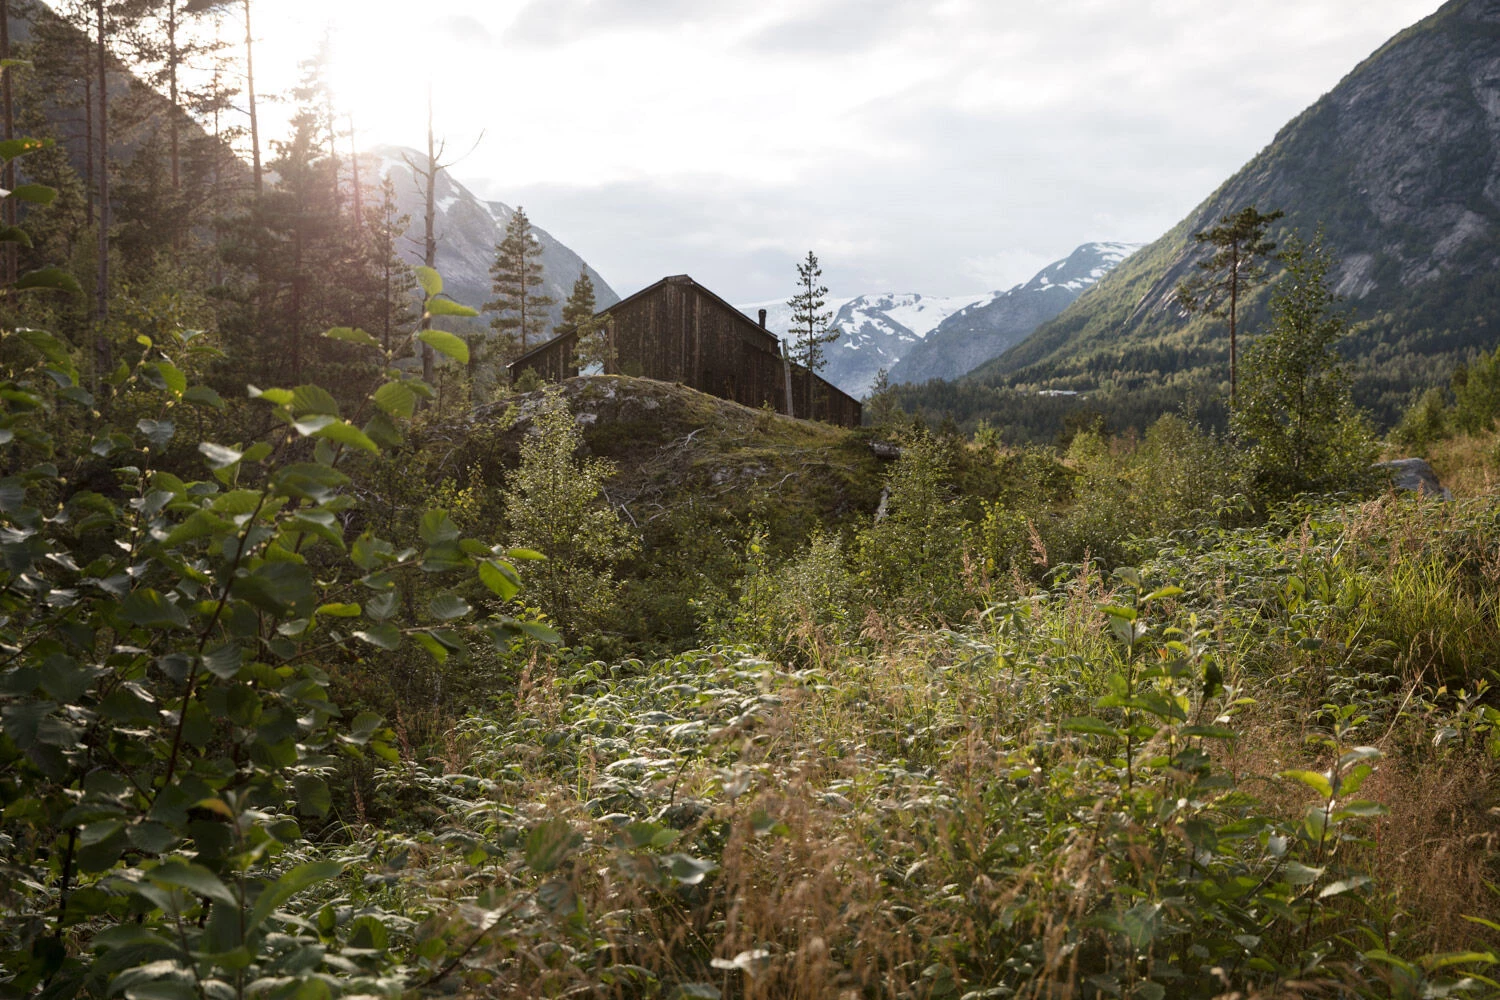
(367, 145, 619, 333)
(966, 0, 1500, 426)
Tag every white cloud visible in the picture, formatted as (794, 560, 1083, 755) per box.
(213, 0, 1443, 299)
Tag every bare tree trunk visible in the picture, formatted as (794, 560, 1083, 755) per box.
(1229, 246, 1240, 406)
(420, 84, 436, 389)
(167, 0, 179, 190)
(1, 0, 15, 286)
(82, 71, 94, 227)
(243, 0, 260, 196)
(348, 113, 362, 227)
(94, 0, 111, 384)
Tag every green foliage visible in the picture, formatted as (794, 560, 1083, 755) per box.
(502, 389, 639, 639)
(1232, 232, 1378, 500)
(0, 250, 549, 995)
(787, 250, 838, 418)
(854, 433, 972, 619)
(486, 206, 556, 361)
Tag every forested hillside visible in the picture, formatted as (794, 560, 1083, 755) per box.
(0, 2, 1497, 999)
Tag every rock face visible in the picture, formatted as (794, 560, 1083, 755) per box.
(971, 0, 1500, 424)
(1375, 458, 1453, 499)
(888, 243, 1139, 385)
(367, 145, 619, 332)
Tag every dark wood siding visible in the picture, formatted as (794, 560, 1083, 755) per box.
(508, 275, 862, 428)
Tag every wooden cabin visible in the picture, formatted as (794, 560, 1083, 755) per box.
(505, 275, 863, 428)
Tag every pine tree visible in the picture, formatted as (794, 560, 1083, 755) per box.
(486, 206, 554, 361)
(558, 267, 595, 332)
(787, 249, 838, 420)
(560, 268, 611, 374)
(1231, 231, 1374, 499)
(1177, 205, 1284, 404)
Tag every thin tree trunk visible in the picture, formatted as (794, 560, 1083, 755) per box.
(167, 0, 179, 190)
(243, 0, 260, 196)
(348, 113, 362, 227)
(82, 71, 94, 227)
(1229, 246, 1240, 406)
(1, 0, 15, 286)
(420, 84, 436, 389)
(94, 0, 111, 384)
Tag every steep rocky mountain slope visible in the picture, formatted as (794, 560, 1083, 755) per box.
(888, 243, 1139, 385)
(368, 145, 618, 332)
(735, 244, 1135, 399)
(970, 0, 1500, 424)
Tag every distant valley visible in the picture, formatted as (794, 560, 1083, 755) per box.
(736, 242, 1137, 398)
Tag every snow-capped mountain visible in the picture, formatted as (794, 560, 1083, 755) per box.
(366, 145, 618, 333)
(738, 292, 984, 397)
(887, 243, 1141, 385)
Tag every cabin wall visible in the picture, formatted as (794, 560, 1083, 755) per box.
(509, 278, 863, 429)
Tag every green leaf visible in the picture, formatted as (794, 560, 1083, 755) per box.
(1061, 716, 1118, 737)
(198, 442, 242, 470)
(290, 385, 340, 417)
(518, 622, 561, 644)
(353, 625, 402, 650)
(1318, 875, 1372, 898)
(479, 559, 521, 599)
(1279, 769, 1333, 799)
(418, 329, 469, 364)
(323, 326, 380, 348)
(137, 419, 175, 448)
(371, 381, 417, 419)
(122, 589, 190, 630)
(0, 137, 45, 161)
(419, 509, 460, 544)
(246, 861, 343, 933)
(249, 386, 294, 406)
(202, 645, 244, 680)
(427, 298, 478, 318)
(525, 817, 578, 873)
(148, 860, 237, 906)
(311, 419, 378, 454)
(429, 593, 471, 621)
(414, 266, 442, 297)
(664, 853, 718, 885)
(184, 385, 225, 410)
(315, 602, 361, 618)
(148, 361, 188, 398)
(411, 631, 448, 663)
(9, 183, 55, 205)
(14, 327, 72, 368)
(1143, 586, 1184, 603)
(293, 774, 332, 818)
(0, 224, 31, 247)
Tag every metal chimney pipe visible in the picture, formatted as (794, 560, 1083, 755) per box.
(758, 309, 767, 329)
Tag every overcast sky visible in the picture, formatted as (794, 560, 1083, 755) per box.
(246, 0, 1444, 302)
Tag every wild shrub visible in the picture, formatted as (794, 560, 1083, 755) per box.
(1232, 232, 1378, 501)
(855, 432, 974, 620)
(704, 529, 859, 662)
(502, 388, 639, 640)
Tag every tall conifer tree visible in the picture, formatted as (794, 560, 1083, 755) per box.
(486, 206, 553, 360)
(1176, 205, 1284, 405)
(787, 249, 838, 420)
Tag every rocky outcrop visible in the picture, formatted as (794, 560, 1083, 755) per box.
(1375, 458, 1453, 499)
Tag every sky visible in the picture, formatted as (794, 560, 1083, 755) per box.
(243, 0, 1444, 302)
